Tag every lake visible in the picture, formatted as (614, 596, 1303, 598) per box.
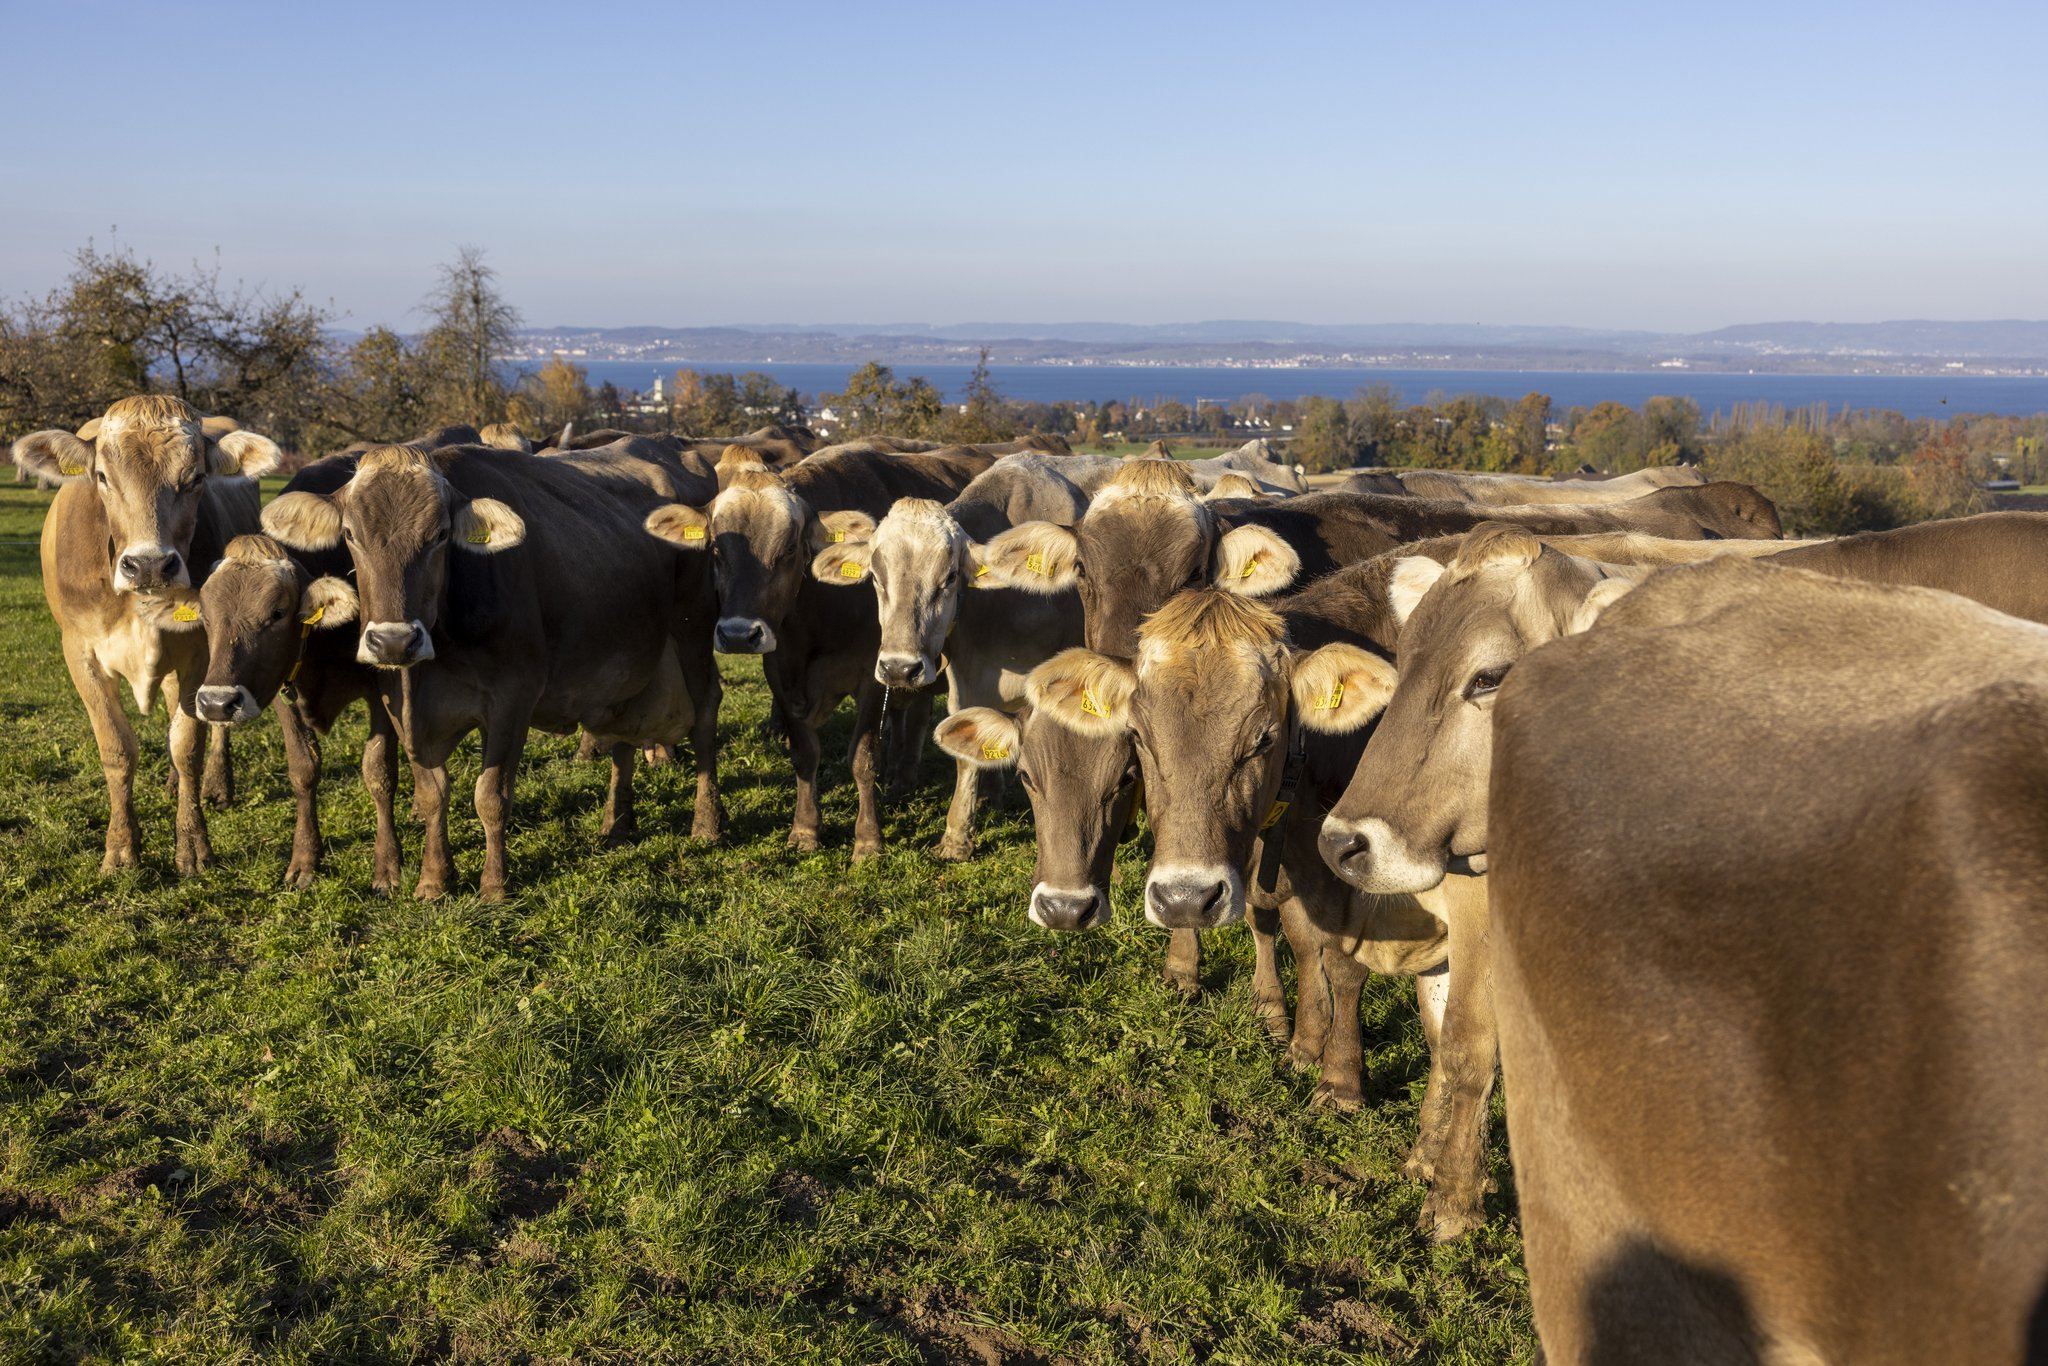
(525, 361, 2048, 421)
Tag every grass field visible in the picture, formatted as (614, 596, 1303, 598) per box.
(0, 479, 1532, 1363)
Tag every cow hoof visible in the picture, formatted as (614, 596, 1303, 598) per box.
(1287, 1040, 1322, 1072)
(175, 846, 215, 876)
(1160, 968, 1201, 999)
(851, 840, 883, 864)
(690, 810, 726, 844)
(1255, 997, 1291, 1041)
(601, 821, 637, 849)
(100, 846, 139, 876)
(1311, 1081, 1364, 1113)
(1401, 1150, 1437, 1184)
(284, 860, 318, 890)
(203, 783, 233, 811)
(932, 835, 973, 862)
(1420, 1192, 1485, 1243)
(414, 879, 448, 901)
(787, 830, 820, 853)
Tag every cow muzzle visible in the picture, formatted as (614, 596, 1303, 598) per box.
(1144, 864, 1243, 929)
(114, 546, 185, 593)
(874, 652, 936, 688)
(358, 620, 434, 668)
(194, 684, 260, 724)
(715, 616, 776, 654)
(1028, 884, 1110, 932)
(1317, 815, 1446, 895)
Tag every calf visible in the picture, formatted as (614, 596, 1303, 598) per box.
(1489, 559, 2048, 1363)
(643, 445, 993, 857)
(12, 396, 278, 873)
(810, 454, 1088, 858)
(262, 443, 707, 899)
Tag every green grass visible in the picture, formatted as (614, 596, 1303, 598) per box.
(0, 481, 1532, 1363)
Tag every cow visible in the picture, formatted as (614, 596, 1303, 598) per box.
(642, 444, 994, 857)
(1342, 463, 1705, 504)
(479, 423, 533, 452)
(261, 442, 713, 899)
(11, 395, 279, 873)
(809, 453, 1087, 859)
(1488, 558, 2048, 1363)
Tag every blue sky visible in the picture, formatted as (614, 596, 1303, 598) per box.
(5, 0, 2043, 331)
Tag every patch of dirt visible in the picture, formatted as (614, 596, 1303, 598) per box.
(769, 1169, 829, 1226)
(1287, 1258, 1418, 1355)
(0, 1186, 63, 1227)
(470, 1127, 567, 1223)
(2, 1048, 91, 1088)
(1300, 1156, 1379, 1194)
(803, 1268, 1049, 1366)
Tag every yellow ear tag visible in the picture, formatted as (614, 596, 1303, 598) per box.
(466, 525, 491, 546)
(172, 603, 200, 623)
(60, 459, 88, 476)
(830, 529, 846, 544)
(981, 741, 1011, 761)
(1239, 554, 1260, 580)
(301, 605, 326, 627)
(1025, 552, 1046, 575)
(681, 525, 706, 540)
(1315, 680, 1344, 710)
(974, 563, 989, 578)
(1261, 799, 1290, 830)
(840, 560, 863, 579)
(1080, 687, 1106, 718)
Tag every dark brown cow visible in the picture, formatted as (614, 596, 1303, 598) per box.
(643, 445, 993, 857)
(12, 396, 278, 873)
(1489, 559, 2048, 1363)
(262, 443, 711, 899)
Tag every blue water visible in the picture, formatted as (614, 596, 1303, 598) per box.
(540, 360, 2048, 421)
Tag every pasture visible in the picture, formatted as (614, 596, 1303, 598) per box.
(0, 480, 1531, 1362)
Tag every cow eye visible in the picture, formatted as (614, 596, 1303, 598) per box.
(1464, 665, 1512, 701)
(1017, 767, 1038, 794)
(1248, 729, 1276, 759)
(342, 525, 356, 544)
(1071, 559, 1086, 580)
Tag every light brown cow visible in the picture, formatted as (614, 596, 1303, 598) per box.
(1343, 462, 1706, 504)
(1489, 559, 2048, 1363)
(12, 396, 279, 873)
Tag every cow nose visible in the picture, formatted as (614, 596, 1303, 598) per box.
(715, 619, 771, 653)
(195, 685, 249, 724)
(874, 654, 928, 688)
(1145, 873, 1231, 929)
(361, 622, 421, 666)
(118, 549, 180, 589)
(1318, 822, 1373, 886)
(1029, 885, 1108, 931)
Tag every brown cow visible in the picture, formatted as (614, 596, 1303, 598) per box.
(1489, 558, 2048, 1363)
(642, 445, 993, 857)
(12, 396, 278, 873)
(1342, 463, 1705, 504)
(263, 443, 709, 899)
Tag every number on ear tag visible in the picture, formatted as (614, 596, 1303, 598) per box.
(1315, 680, 1344, 710)
(681, 525, 706, 540)
(840, 561, 863, 579)
(60, 459, 88, 476)
(172, 603, 200, 623)
(1025, 552, 1046, 575)
(981, 741, 1010, 761)
(1080, 687, 1106, 718)
(1239, 554, 1260, 579)
(466, 525, 491, 545)
(830, 529, 846, 543)
(1260, 799, 1290, 830)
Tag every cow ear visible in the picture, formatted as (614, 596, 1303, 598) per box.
(12, 429, 94, 481)
(132, 585, 208, 633)
(1213, 524, 1299, 597)
(976, 521, 1079, 592)
(811, 509, 875, 554)
(300, 576, 359, 628)
(208, 429, 282, 478)
(1569, 577, 1636, 635)
(645, 503, 711, 548)
(1388, 556, 1447, 625)
(452, 497, 525, 552)
(262, 491, 343, 551)
(1291, 643, 1398, 734)
(811, 540, 872, 585)
(1025, 648, 1134, 736)
(933, 707, 1021, 769)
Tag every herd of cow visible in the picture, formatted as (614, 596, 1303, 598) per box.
(16, 394, 2048, 1363)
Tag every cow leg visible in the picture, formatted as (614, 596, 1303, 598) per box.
(1311, 944, 1369, 1111)
(1250, 900, 1290, 1040)
(63, 642, 142, 873)
(573, 730, 601, 762)
(1405, 964, 1456, 1179)
(361, 699, 404, 895)
(1417, 887, 1500, 1242)
(1161, 928, 1201, 997)
(601, 741, 638, 846)
(1282, 897, 1333, 1070)
(681, 628, 724, 843)
(277, 696, 324, 888)
(474, 723, 528, 902)
(202, 722, 234, 809)
(935, 754, 981, 862)
(849, 680, 886, 862)
(411, 761, 456, 900)
(167, 685, 214, 875)
(885, 690, 930, 799)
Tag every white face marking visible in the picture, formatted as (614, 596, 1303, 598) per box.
(196, 685, 262, 724)
(1320, 814, 1446, 895)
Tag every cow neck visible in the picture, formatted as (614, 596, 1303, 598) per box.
(1254, 721, 1310, 895)
(280, 605, 328, 700)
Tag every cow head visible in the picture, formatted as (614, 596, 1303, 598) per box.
(1319, 525, 1635, 894)
(260, 444, 524, 668)
(645, 463, 860, 655)
(1034, 591, 1393, 931)
(813, 497, 991, 688)
(974, 459, 1298, 656)
(11, 396, 279, 593)
(191, 535, 359, 721)
(933, 666, 1143, 932)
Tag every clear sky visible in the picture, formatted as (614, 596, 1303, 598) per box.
(5, 0, 2044, 333)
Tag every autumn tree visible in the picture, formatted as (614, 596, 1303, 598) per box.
(415, 246, 518, 427)
(825, 362, 943, 438)
(945, 348, 1014, 443)
(1291, 395, 1357, 472)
